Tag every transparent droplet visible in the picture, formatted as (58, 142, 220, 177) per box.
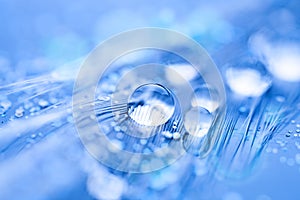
(184, 107, 213, 138)
(191, 84, 220, 113)
(15, 107, 24, 118)
(38, 99, 49, 108)
(172, 132, 181, 140)
(225, 61, 272, 97)
(161, 131, 173, 139)
(276, 96, 285, 103)
(250, 33, 300, 82)
(183, 107, 213, 156)
(0, 100, 11, 111)
(128, 83, 175, 126)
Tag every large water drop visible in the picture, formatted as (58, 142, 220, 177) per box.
(128, 83, 175, 126)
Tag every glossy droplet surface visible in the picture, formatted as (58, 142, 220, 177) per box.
(128, 83, 175, 126)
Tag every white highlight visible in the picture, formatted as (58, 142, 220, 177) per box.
(226, 68, 272, 97)
(250, 33, 300, 82)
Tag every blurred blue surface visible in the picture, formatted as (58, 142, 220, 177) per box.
(0, 0, 300, 199)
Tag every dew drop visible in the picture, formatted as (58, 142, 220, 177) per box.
(128, 83, 175, 126)
(15, 107, 24, 118)
(38, 99, 49, 108)
(162, 131, 173, 139)
(172, 132, 181, 140)
(276, 96, 285, 103)
(225, 62, 272, 97)
(0, 100, 12, 111)
(191, 84, 220, 113)
(184, 107, 213, 138)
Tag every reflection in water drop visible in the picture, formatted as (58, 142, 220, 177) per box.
(128, 83, 175, 126)
(191, 85, 220, 113)
(184, 107, 213, 137)
(183, 107, 213, 156)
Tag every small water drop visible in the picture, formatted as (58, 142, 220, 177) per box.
(15, 107, 24, 118)
(24, 101, 33, 110)
(172, 132, 181, 140)
(184, 107, 212, 137)
(114, 126, 121, 132)
(238, 106, 248, 113)
(97, 96, 111, 101)
(116, 132, 124, 139)
(183, 107, 213, 156)
(0, 100, 12, 111)
(276, 96, 285, 103)
(140, 139, 147, 145)
(38, 99, 49, 108)
(191, 85, 220, 113)
(162, 131, 173, 139)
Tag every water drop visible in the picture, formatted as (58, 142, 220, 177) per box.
(225, 61, 272, 97)
(15, 107, 24, 118)
(172, 132, 181, 140)
(140, 139, 147, 145)
(238, 106, 248, 113)
(184, 107, 212, 138)
(183, 107, 213, 156)
(162, 131, 173, 139)
(276, 96, 285, 103)
(250, 33, 300, 82)
(0, 100, 11, 111)
(116, 132, 124, 139)
(38, 99, 49, 108)
(128, 83, 175, 126)
(191, 84, 220, 113)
